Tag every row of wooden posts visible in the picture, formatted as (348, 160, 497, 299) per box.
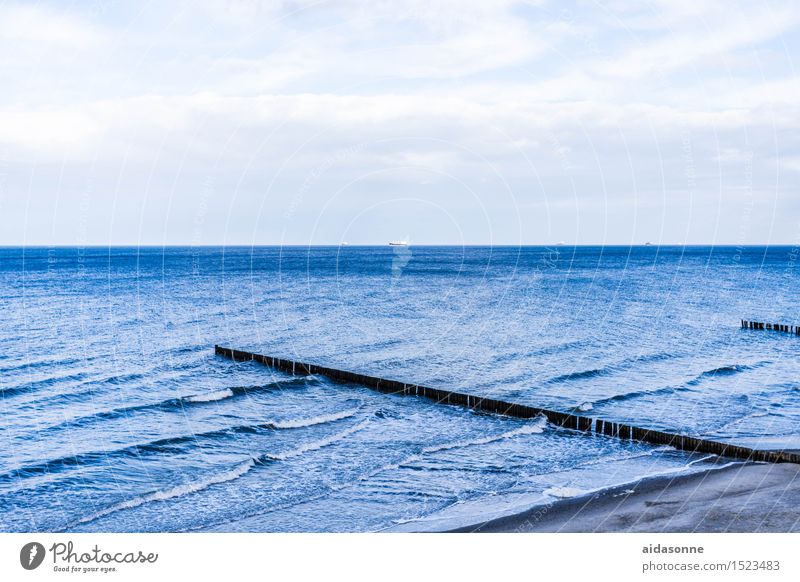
(742, 320, 799, 334)
(215, 345, 800, 465)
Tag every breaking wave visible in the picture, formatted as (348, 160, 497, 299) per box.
(544, 352, 675, 385)
(260, 419, 370, 461)
(421, 416, 548, 455)
(1, 408, 361, 485)
(37, 377, 321, 434)
(76, 460, 256, 526)
(184, 388, 234, 403)
(543, 486, 587, 498)
(71, 416, 369, 526)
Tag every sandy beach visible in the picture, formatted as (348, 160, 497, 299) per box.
(452, 461, 800, 533)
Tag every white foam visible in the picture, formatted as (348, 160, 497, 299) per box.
(422, 416, 547, 454)
(712, 410, 772, 433)
(270, 408, 359, 429)
(543, 486, 587, 498)
(577, 402, 594, 412)
(184, 388, 234, 403)
(391, 516, 421, 525)
(264, 419, 370, 461)
(613, 489, 636, 497)
(686, 454, 716, 467)
(77, 459, 255, 525)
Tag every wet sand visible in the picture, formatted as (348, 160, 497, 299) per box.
(452, 461, 800, 533)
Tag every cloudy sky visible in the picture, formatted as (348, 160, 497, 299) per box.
(1, 0, 798, 245)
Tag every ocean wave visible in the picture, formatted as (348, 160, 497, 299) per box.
(582, 361, 771, 410)
(543, 486, 587, 498)
(270, 409, 359, 429)
(171, 345, 206, 354)
(511, 338, 594, 360)
(103, 372, 146, 385)
(175, 378, 317, 408)
(544, 352, 675, 385)
(259, 419, 370, 461)
(0, 356, 84, 374)
(184, 388, 234, 403)
(707, 410, 783, 435)
(546, 367, 608, 384)
(498, 455, 746, 522)
(60, 416, 368, 528)
(1, 372, 89, 398)
(529, 445, 675, 484)
(704, 365, 744, 375)
(686, 361, 769, 386)
(586, 384, 693, 408)
(36, 377, 319, 433)
(373, 408, 400, 419)
(6, 370, 163, 406)
(1, 408, 361, 485)
(538, 453, 737, 506)
(75, 459, 256, 526)
(420, 416, 548, 455)
(176, 418, 545, 533)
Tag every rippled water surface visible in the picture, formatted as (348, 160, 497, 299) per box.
(1, 246, 798, 531)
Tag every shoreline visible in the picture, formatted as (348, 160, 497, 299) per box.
(446, 461, 800, 533)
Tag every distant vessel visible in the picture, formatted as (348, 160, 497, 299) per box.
(645, 242, 653, 246)
(389, 241, 409, 246)
(340, 242, 350, 246)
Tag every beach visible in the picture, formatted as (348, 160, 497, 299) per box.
(454, 461, 800, 533)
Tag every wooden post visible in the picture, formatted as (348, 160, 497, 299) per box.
(214, 345, 800, 465)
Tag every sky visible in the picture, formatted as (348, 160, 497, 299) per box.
(0, 0, 799, 245)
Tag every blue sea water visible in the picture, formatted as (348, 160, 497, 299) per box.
(1, 245, 799, 532)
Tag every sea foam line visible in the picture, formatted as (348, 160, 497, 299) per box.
(33, 377, 322, 436)
(421, 415, 548, 455)
(76, 459, 256, 526)
(543, 486, 588, 498)
(74, 416, 368, 527)
(6, 408, 363, 492)
(181, 417, 555, 533)
(269, 408, 359, 429)
(262, 419, 370, 461)
(184, 388, 234, 403)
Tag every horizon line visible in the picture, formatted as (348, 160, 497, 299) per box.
(2, 243, 798, 248)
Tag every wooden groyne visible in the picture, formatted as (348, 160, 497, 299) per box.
(742, 320, 799, 335)
(215, 345, 800, 465)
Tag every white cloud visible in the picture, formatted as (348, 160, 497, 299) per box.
(0, 108, 101, 156)
(0, 4, 105, 49)
(593, 2, 800, 79)
(1, 0, 799, 244)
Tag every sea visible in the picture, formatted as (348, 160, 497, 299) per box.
(1, 245, 799, 532)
